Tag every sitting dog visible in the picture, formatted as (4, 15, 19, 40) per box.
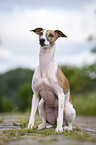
(28, 28, 76, 132)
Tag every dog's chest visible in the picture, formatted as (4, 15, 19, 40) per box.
(33, 63, 58, 107)
(33, 48, 59, 107)
(36, 78, 58, 107)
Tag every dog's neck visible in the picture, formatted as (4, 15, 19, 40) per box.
(39, 44, 55, 77)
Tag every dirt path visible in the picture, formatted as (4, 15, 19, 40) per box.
(74, 116, 96, 135)
(8, 135, 96, 145)
(0, 113, 96, 145)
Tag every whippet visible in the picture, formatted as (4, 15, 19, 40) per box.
(28, 28, 76, 132)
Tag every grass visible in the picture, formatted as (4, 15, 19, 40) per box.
(0, 114, 96, 145)
(0, 118, 3, 123)
(1, 126, 96, 144)
(0, 91, 96, 145)
(73, 92, 96, 116)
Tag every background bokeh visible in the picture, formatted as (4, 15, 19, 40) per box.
(0, 0, 96, 73)
(0, 0, 96, 115)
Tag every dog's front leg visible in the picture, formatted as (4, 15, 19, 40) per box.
(55, 93, 65, 132)
(28, 93, 39, 129)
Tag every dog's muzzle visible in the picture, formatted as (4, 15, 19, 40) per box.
(40, 38, 45, 46)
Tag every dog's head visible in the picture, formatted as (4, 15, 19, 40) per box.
(30, 27, 67, 48)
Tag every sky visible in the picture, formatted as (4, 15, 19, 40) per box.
(0, 0, 96, 74)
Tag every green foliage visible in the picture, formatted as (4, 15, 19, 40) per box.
(73, 92, 96, 116)
(87, 35, 94, 41)
(91, 46, 96, 53)
(0, 68, 34, 112)
(0, 92, 15, 112)
(0, 63, 96, 115)
(16, 83, 32, 112)
(1, 126, 96, 143)
(61, 62, 96, 94)
(2, 98, 15, 112)
(0, 93, 3, 112)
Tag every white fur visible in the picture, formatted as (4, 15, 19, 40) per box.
(38, 99, 47, 130)
(28, 29, 76, 132)
(40, 30, 50, 46)
(64, 101, 76, 131)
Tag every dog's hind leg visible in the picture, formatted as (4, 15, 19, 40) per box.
(63, 101, 76, 131)
(38, 98, 47, 130)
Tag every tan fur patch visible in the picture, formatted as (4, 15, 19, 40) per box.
(39, 29, 45, 39)
(46, 30, 58, 45)
(56, 66, 72, 103)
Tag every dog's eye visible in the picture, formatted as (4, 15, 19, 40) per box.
(49, 33, 54, 37)
(39, 32, 43, 36)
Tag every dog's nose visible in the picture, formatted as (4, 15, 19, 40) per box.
(40, 38, 45, 44)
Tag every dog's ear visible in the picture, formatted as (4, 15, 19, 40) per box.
(30, 28, 43, 35)
(54, 30, 67, 39)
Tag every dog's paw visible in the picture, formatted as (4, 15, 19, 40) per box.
(55, 127, 63, 133)
(64, 126, 72, 131)
(38, 123, 46, 130)
(28, 123, 34, 129)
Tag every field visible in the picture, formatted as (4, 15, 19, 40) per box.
(73, 92, 96, 116)
(0, 113, 96, 145)
(0, 64, 96, 144)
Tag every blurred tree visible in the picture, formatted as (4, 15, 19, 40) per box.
(16, 83, 33, 112)
(0, 93, 3, 112)
(61, 63, 96, 95)
(2, 98, 15, 112)
(91, 46, 96, 53)
(0, 68, 34, 112)
(0, 65, 96, 113)
(88, 35, 94, 41)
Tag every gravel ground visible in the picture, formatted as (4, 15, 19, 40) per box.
(0, 113, 96, 145)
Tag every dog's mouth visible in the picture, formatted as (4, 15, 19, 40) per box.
(39, 38, 50, 48)
(40, 44, 49, 50)
(40, 42, 49, 48)
(40, 42, 46, 47)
